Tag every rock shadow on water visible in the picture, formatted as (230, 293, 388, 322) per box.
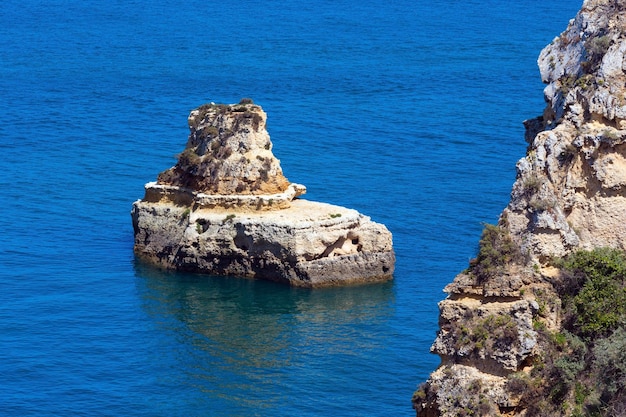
(133, 260, 395, 410)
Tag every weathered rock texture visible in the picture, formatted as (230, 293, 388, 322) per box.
(157, 102, 290, 196)
(414, 1, 626, 415)
(132, 101, 394, 288)
(508, 0, 626, 262)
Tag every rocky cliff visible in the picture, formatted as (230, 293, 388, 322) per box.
(414, 1, 626, 415)
(131, 100, 394, 288)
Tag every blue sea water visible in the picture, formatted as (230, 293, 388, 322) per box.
(1, 1, 582, 415)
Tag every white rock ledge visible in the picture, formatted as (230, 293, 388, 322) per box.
(143, 181, 307, 211)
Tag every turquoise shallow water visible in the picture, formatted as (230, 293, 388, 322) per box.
(1, 1, 581, 415)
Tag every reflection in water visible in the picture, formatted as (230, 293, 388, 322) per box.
(134, 261, 395, 414)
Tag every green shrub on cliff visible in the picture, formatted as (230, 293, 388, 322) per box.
(557, 247, 626, 339)
(177, 148, 201, 168)
(451, 312, 519, 356)
(516, 248, 626, 416)
(593, 327, 626, 404)
(468, 223, 524, 281)
(584, 35, 611, 71)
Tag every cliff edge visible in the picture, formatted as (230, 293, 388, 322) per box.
(131, 100, 395, 288)
(414, 1, 626, 415)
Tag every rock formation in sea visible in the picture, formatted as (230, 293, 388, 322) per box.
(414, 1, 626, 415)
(131, 100, 395, 288)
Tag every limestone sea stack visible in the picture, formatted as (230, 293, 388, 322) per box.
(414, 1, 626, 416)
(131, 100, 394, 287)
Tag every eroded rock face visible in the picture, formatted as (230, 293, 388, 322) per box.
(506, 0, 626, 261)
(132, 100, 395, 288)
(415, 1, 626, 415)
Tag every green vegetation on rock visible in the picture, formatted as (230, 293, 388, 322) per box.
(557, 247, 626, 339)
(468, 222, 524, 282)
(515, 248, 626, 416)
(177, 148, 201, 167)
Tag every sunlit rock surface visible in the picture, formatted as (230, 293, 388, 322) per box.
(132, 101, 394, 288)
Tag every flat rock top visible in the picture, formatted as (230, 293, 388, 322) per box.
(190, 199, 362, 226)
